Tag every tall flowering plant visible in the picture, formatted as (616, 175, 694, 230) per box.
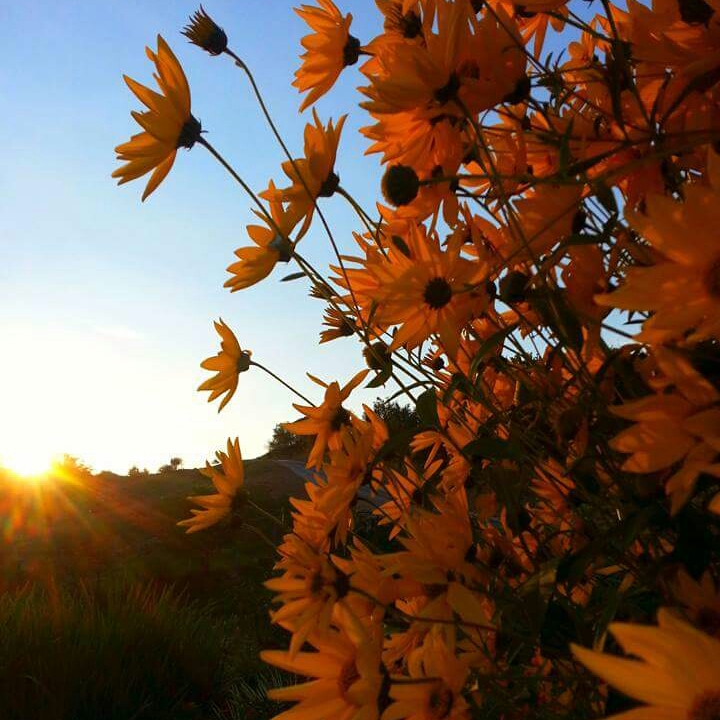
(115, 2, 720, 718)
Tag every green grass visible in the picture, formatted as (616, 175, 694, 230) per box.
(0, 458, 305, 719)
(0, 581, 227, 720)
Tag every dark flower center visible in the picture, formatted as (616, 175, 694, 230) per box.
(331, 406, 351, 431)
(499, 270, 530, 304)
(319, 171, 340, 198)
(237, 351, 252, 373)
(364, 341, 392, 370)
(679, 0, 715, 24)
(401, 11, 423, 37)
(182, 8, 228, 55)
(424, 277, 453, 309)
(429, 685, 454, 718)
(434, 73, 460, 104)
(688, 691, 720, 720)
(176, 115, 202, 149)
(343, 35, 361, 66)
(268, 234, 293, 262)
(502, 74, 532, 104)
(338, 320, 356, 337)
(382, 165, 420, 206)
(309, 572, 325, 594)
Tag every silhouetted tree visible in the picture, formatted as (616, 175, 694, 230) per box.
(370, 398, 419, 434)
(266, 424, 313, 457)
(158, 457, 183, 473)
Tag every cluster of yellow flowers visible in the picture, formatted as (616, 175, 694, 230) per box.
(115, 2, 720, 718)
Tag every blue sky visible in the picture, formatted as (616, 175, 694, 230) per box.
(0, 1, 390, 473)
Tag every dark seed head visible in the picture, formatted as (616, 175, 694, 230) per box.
(400, 11, 423, 38)
(678, 0, 714, 24)
(424, 277, 453, 309)
(236, 351, 252, 373)
(330, 406, 351, 431)
(182, 6, 228, 55)
(382, 165, 420, 206)
(176, 115, 202, 149)
(434, 73, 460, 104)
(499, 271, 529, 304)
(343, 35, 362, 66)
(318, 171, 340, 198)
(363, 341, 392, 371)
(502, 75, 531, 105)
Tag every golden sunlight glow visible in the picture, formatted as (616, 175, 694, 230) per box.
(0, 449, 55, 480)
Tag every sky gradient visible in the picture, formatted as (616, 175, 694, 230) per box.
(1, 1, 390, 474)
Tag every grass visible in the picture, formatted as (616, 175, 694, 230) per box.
(0, 457, 306, 719)
(0, 582, 227, 720)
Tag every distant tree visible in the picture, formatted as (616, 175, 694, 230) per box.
(369, 398, 419, 435)
(51, 455, 93, 478)
(158, 457, 183, 474)
(128, 466, 150, 477)
(266, 424, 314, 457)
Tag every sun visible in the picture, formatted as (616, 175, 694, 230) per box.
(0, 451, 55, 480)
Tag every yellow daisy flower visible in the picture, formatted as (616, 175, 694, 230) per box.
(293, 0, 361, 112)
(177, 438, 245, 533)
(198, 319, 252, 412)
(113, 36, 200, 201)
(572, 609, 720, 720)
(283, 370, 368, 469)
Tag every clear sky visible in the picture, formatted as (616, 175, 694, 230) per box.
(0, 1, 390, 474)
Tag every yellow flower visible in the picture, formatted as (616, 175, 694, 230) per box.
(595, 153, 720, 344)
(609, 350, 720, 515)
(225, 181, 303, 292)
(284, 370, 369, 469)
(177, 438, 245, 533)
(572, 608, 720, 720)
(385, 628, 470, 720)
(113, 36, 200, 201)
(261, 110, 346, 235)
(293, 0, 361, 112)
(198, 319, 252, 412)
(261, 604, 384, 719)
(182, 5, 228, 56)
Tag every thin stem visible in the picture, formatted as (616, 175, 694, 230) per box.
(251, 361, 316, 406)
(243, 523, 278, 551)
(248, 498, 288, 530)
(197, 136, 283, 236)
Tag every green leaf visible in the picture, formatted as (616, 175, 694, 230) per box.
(365, 364, 393, 389)
(463, 436, 520, 461)
(469, 325, 517, 377)
(556, 539, 602, 587)
(280, 271, 306, 282)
